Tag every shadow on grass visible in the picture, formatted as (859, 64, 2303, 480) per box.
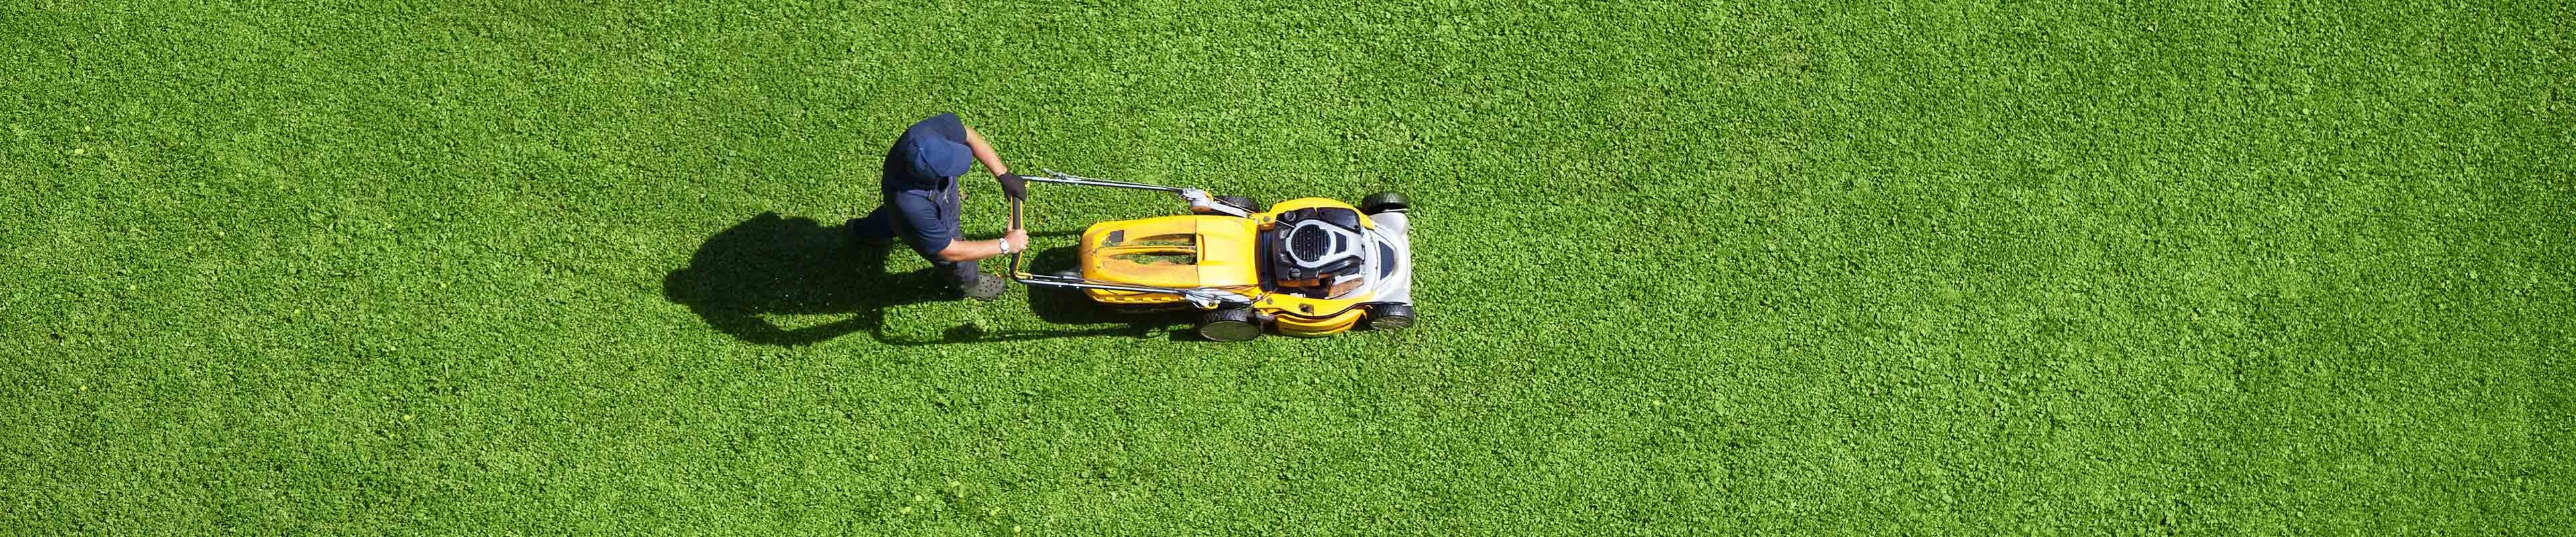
(660, 212, 1187, 346)
(938, 245, 1199, 346)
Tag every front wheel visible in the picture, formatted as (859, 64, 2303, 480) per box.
(1366, 303, 1416, 330)
(1360, 192, 1409, 214)
(1198, 307, 1263, 342)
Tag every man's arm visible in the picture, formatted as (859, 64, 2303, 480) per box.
(963, 124, 1030, 201)
(962, 125, 1008, 177)
(934, 240, 1005, 262)
(933, 228, 1032, 262)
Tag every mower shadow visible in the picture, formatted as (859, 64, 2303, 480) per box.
(660, 212, 1187, 346)
(901, 246, 1199, 346)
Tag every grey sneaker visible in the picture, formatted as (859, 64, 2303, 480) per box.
(958, 274, 1008, 301)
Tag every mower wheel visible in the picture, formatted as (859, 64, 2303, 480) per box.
(1216, 195, 1261, 213)
(1198, 308, 1263, 342)
(1366, 303, 1417, 330)
(1360, 192, 1410, 214)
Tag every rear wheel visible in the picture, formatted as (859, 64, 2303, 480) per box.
(1198, 307, 1263, 342)
(1360, 192, 1409, 214)
(1366, 303, 1416, 330)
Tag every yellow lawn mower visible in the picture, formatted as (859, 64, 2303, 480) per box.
(1004, 170, 1415, 342)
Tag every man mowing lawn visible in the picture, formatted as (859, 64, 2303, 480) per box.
(850, 112, 1031, 300)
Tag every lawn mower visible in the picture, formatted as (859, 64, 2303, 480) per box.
(1004, 170, 1415, 341)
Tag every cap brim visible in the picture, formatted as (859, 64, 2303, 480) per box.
(912, 139, 973, 179)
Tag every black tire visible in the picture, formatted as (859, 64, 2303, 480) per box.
(1359, 192, 1409, 214)
(1198, 307, 1263, 342)
(1366, 303, 1416, 330)
(1215, 195, 1260, 213)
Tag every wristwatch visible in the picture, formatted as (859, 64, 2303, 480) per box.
(997, 238, 1014, 254)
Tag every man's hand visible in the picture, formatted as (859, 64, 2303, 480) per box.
(1003, 228, 1030, 252)
(997, 172, 1028, 200)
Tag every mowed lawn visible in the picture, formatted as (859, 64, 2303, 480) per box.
(3, 1, 2569, 534)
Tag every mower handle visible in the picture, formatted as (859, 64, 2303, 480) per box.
(1007, 197, 1026, 275)
(1001, 193, 1252, 309)
(998, 169, 1247, 281)
(1024, 169, 1187, 193)
(1023, 169, 1252, 218)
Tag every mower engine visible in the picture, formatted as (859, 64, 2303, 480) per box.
(1268, 206, 1374, 297)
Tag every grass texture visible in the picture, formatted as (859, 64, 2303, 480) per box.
(3, 1, 2571, 534)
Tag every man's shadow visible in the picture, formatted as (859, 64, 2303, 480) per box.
(661, 212, 1186, 346)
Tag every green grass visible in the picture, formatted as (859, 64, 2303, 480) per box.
(5, 1, 2571, 534)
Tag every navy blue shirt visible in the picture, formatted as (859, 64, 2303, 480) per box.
(881, 113, 975, 258)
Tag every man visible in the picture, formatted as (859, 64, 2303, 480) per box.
(850, 112, 1030, 300)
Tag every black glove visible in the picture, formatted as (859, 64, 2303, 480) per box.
(997, 172, 1028, 200)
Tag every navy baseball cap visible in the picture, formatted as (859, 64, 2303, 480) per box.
(897, 113, 973, 187)
(907, 137, 971, 181)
